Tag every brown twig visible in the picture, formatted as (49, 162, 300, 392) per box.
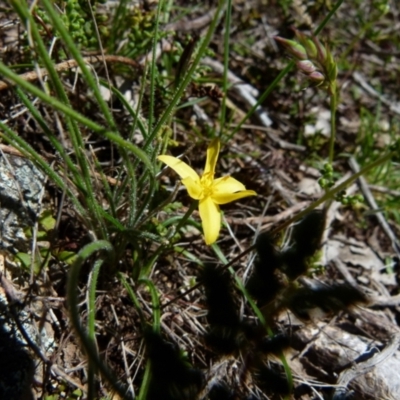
(224, 201, 310, 227)
(348, 157, 400, 258)
(0, 55, 140, 91)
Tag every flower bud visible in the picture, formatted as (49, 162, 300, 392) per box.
(274, 36, 308, 60)
(294, 29, 318, 59)
(326, 52, 338, 81)
(308, 71, 325, 84)
(313, 36, 327, 65)
(296, 60, 317, 74)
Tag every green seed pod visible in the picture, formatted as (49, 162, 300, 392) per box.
(97, 14, 108, 23)
(319, 178, 327, 188)
(323, 163, 333, 173)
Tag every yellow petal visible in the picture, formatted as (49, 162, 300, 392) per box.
(182, 177, 203, 200)
(199, 197, 221, 245)
(204, 139, 220, 176)
(212, 189, 257, 205)
(158, 155, 199, 181)
(213, 176, 246, 193)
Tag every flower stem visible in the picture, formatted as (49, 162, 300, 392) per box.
(314, 0, 345, 35)
(139, 200, 198, 279)
(173, 200, 198, 238)
(328, 83, 337, 164)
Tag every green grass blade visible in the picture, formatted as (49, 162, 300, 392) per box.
(87, 259, 104, 399)
(219, 0, 232, 137)
(0, 63, 155, 174)
(145, 0, 226, 150)
(140, 278, 161, 334)
(147, 0, 164, 133)
(67, 240, 133, 399)
(40, 0, 117, 131)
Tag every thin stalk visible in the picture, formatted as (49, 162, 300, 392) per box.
(140, 278, 161, 334)
(139, 200, 198, 279)
(40, 0, 117, 131)
(131, 61, 150, 142)
(0, 63, 154, 174)
(133, 171, 157, 227)
(87, 259, 103, 400)
(15, 88, 84, 190)
(12, 2, 95, 192)
(340, 7, 386, 61)
(90, 153, 118, 219)
(117, 276, 158, 400)
(67, 241, 133, 399)
(87, 260, 103, 339)
(314, 0, 344, 35)
(118, 273, 146, 326)
(219, 0, 232, 137)
(328, 84, 338, 164)
(147, 0, 164, 133)
(127, 169, 139, 227)
(135, 278, 161, 399)
(105, 81, 148, 142)
(171, 200, 198, 239)
(137, 360, 152, 400)
(15, 1, 105, 235)
(226, 61, 295, 142)
(145, 0, 225, 149)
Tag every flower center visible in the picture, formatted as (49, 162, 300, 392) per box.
(200, 172, 214, 198)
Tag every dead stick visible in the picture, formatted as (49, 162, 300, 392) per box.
(0, 55, 140, 91)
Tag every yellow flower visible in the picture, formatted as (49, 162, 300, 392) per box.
(158, 139, 257, 245)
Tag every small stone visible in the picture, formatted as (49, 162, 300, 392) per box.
(0, 154, 45, 252)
